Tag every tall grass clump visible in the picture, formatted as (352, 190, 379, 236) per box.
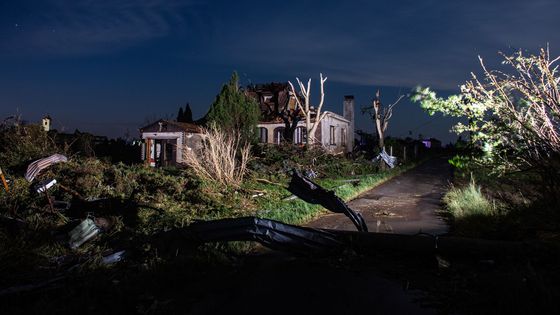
(182, 125, 251, 188)
(443, 179, 497, 219)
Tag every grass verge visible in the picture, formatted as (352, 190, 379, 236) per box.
(443, 179, 498, 219)
(250, 162, 419, 225)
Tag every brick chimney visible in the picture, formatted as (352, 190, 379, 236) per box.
(343, 95, 354, 152)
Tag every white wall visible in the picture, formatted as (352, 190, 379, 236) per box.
(257, 112, 350, 153)
(320, 112, 351, 153)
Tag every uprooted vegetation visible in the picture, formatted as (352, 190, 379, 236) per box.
(0, 125, 417, 294)
(2, 123, 558, 314)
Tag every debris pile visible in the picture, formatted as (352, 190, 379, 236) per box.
(1, 153, 551, 304)
(373, 149, 397, 168)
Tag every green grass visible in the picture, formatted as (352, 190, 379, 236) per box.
(441, 178, 511, 238)
(0, 150, 420, 287)
(250, 163, 417, 225)
(443, 179, 498, 219)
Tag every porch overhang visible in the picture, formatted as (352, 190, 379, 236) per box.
(142, 132, 182, 140)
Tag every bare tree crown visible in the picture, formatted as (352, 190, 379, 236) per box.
(288, 73, 328, 145)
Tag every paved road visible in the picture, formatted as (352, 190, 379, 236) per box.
(308, 157, 451, 235)
(187, 254, 436, 315)
(187, 157, 453, 314)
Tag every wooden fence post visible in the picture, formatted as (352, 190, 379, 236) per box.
(0, 167, 9, 192)
(145, 139, 151, 166)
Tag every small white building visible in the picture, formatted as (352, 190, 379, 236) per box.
(139, 120, 202, 167)
(42, 115, 51, 132)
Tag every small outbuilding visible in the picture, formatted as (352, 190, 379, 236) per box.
(139, 120, 202, 167)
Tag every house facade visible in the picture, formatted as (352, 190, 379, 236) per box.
(248, 83, 355, 154)
(139, 120, 201, 167)
(140, 83, 355, 167)
(256, 111, 352, 154)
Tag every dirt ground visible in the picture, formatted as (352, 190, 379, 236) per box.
(308, 157, 451, 235)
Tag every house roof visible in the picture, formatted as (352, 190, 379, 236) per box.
(324, 111, 350, 123)
(140, 119, 201, 133)
(246, 82, 303, 121)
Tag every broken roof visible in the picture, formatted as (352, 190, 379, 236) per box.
(140, 119, 201, 133)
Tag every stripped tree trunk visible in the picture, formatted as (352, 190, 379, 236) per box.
(370, 90, 404, 169)
(289, 73, 328, 147)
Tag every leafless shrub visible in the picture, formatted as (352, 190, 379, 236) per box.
(182, 125, 251, 188)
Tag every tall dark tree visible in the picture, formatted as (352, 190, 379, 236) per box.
(206, 72, 260, 143)
(184, 103, 193, 123)
(177, 107, 185, 122)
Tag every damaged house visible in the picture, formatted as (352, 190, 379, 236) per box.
(247, 83, 355, 154)
(139, 120, 202, 167)
(140, 82, 355, 166)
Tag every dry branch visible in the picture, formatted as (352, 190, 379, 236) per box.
(182, 126, 251, 188)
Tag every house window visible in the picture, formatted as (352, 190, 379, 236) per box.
(294, 126, 307, 144)
(341, 128, 346, 146)
(330, 126, 336, 145)
(259, 127, 268, 143)
(273, 127, 285, 144)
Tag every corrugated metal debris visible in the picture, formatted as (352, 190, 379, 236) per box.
(25, 154, 68, 182)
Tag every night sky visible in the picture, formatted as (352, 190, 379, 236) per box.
(2, 0, 559, 144)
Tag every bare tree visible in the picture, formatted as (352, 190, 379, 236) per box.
(365, 90, 404, 151)
(288, 73, 328, 147)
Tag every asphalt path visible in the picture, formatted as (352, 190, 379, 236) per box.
(308, 157, 451, 235)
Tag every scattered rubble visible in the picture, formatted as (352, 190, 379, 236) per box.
(68, 218, 102, 249)
(101, 250, 126, 265)
(373, 149, 397, 168)
(375, 210, 398, 217)
(35, 179, 57, 194)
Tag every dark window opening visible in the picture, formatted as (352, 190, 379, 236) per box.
(259, 127, 268, 143)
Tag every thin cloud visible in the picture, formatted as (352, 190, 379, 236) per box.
(1, 0, 200, 56)
(210, 0, 560, 90)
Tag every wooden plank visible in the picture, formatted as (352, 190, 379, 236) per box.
(0, 167, 9, 192)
